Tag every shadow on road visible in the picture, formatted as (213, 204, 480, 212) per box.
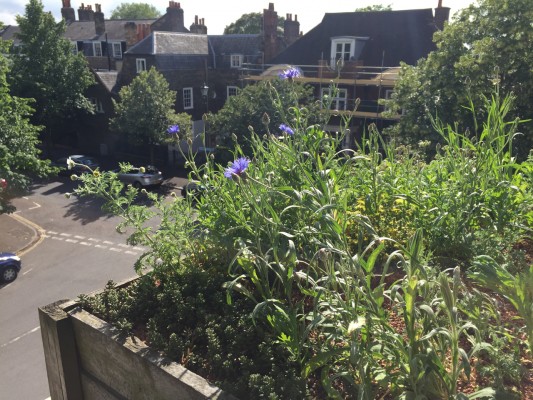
(62, 194, 114, 225)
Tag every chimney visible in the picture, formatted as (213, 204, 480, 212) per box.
(263, 3, 278, 62)
(78, 3, 94, 22)
(94, 3, 105, 36)
(124, 22, 138, 46)
(166, 1, 185, 32)
(190, 15, 207, 34)
(283, 13, 299, 45)
(434, 0, 450, 30)
(61, 0, 75, 23)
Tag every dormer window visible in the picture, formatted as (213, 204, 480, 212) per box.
(230, 54, 243, 68)
(330, 36, 369, 69)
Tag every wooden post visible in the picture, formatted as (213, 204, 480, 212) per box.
(39, 300, 83, 400)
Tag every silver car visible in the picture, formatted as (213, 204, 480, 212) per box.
(115, 165, 164, 188)
(52, 155, 100, 176)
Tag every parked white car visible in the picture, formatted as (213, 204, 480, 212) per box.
(115, 165, 164, 188)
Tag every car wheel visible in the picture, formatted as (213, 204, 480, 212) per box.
(133, 181, 142, 189)
(2, 266, 18, 283)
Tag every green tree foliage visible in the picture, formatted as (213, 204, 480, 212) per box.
(0, 36, 52, 213)
(110, 3, 161, 20)
(224, 12, 285, 35)
(208, 79, 323, 159)
(389, 0, 533, 157)
(355, 4, 392, 11)
(111, 67, 189, 163)
(8, 0, 94, 144)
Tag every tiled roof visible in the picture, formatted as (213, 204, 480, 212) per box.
(126, 31, 208, 55)
(272, 9, 438, 67)
(95, 71, 119, 93)
(0, 25, 20, 43)
(64, 19, 156, 41)
(208, 34, 262, 56)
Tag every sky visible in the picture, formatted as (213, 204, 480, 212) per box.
(1, 0, 476, 35)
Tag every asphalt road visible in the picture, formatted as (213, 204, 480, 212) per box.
(0, 174, 188, 399)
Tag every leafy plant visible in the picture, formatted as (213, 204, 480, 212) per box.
(469, 255, 533, 354)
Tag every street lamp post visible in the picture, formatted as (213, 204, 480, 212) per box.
(201, 83, 209, 114)
(200, 83, 209, 148)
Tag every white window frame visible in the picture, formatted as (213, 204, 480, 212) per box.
(227, 86, 239, 98)
(330, 37, 356, 69)
(90, 97, 104, 113)
(230, 54, 243, 68)
(136, 58, 146, 73)
(112, 42, 122, 59)
(321, 87, 348, 111)
(93, 41, 102, 57)
(71, 42, 78, 55)
(183, 87, 193, 109)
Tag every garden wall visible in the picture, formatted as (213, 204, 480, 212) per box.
(39, 282, 236, 400)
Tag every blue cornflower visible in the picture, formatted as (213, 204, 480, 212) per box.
(224, 157, 250, 179)
(279, 124, 294, 136)
(167, 124, 180, 135)
(278, 66, 302, 80)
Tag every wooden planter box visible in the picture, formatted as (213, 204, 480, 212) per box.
(39, 278, 236, 400)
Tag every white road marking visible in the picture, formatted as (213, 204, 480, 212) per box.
(28, 202, 41, 210)
(22, 268, 33, 275)
(43, 232, 142, 255)
(0, 326, 40, 348)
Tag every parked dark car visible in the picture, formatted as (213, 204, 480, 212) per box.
(0, 252, 21, 283)
(52, 155, 100, 176)
(181, 181, 213, 200)
(115, 165, 164, 188)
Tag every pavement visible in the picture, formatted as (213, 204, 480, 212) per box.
(0, 213, 43, 255)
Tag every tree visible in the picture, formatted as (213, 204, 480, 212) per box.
(8, 0, 94, 150)
(388, 0, 533, 157)
(208, 78, 324, 161)
(111, 67, 189, 164)
(355, 4, 392, 11)
(0, 33, 53, 213)
(110, 3, 161, 20)
(224, 12, 285, 35)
